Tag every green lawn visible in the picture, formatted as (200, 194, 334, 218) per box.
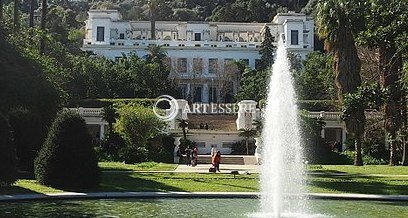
(1, 164, 407, 196)
(308, 165, 408, 175)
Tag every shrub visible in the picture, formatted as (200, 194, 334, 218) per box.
(34, 111, 100, 189)
(0, 114, 17, 187)
(97, 132, 127, 161)
(8, 108, 44, 171)
(118, 146, 149, 164)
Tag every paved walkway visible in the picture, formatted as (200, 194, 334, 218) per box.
(175, 164, 260, 174)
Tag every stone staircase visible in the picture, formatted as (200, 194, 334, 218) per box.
(197, 155, 257, 165)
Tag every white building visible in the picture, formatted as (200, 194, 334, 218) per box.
(82, 10, 314, 103)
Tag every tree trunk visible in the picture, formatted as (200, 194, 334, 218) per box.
(354, 134, 363, 166)
(379, 45, 403, 165)
(245, 139, 249, 155)
(29, 0, 35, 27)
(331, 29, 365, 165)
(149, 1, 156, 40)
(39, 0, 47, 54)
(13, 0, 19, 32)
(0, 0, 3, 23)
(182, 127, 187, 141)
(402, 143, 408, 166)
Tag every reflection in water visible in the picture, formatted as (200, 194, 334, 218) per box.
(0, 199, 407, 218)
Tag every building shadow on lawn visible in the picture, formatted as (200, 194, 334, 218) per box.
(308, 173, 408, 195)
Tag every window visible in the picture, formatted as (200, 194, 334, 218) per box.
(222, 142, 234, 148)
(196, 142, 206, 148)
(96, 26, 105, 42)
(193, 58, 203, 74)
(208, 58, 218, 74)
(193, 86, 203, 102)
(119, 33, 125, 39)
(194, 33, 201, 41)
(291, 30, 299, 45)
(177, 58, 187, 74)
(240, 59, 249, 66)
(178, 84, 188, 99)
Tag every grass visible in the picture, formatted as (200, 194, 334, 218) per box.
(1, 164, 407, 196)
(308, 165, 408, 175)
(99, 161, 178, 171)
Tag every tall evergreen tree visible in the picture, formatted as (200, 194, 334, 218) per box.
(259, 25, 275, 70)
(0, 0, 3, 22)
(29, 0, 36, 28)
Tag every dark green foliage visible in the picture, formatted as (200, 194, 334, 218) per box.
(292, 51, 336, 100)
(97, 132, 127, 161)
(35, 111, 100, 189)
(235, 68, 271, 101)
(231, 140, 255, 155)
(118, 146, 149, 164)
(0, 29, 60, 123)
(8, 108, 44, 171)
(0, 114, 17, 186)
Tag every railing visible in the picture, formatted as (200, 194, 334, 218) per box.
(68, 108, 103, 117)
(305, 110, 383, 121)
(83, 39, 263, 49)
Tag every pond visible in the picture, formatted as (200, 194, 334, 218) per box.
(1, 198, 407, 217)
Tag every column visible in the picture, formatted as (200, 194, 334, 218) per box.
(202, 83, 209, 103)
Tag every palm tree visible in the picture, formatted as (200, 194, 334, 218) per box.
(102, 104, 119, 136)
(177, 119, 189, 141)
(148, 0, 157, 40)
(253, 118, 263, 136)
(316, 0, 365, 165)
(147, 44, 167, 64)
(239, 128, 257, 155)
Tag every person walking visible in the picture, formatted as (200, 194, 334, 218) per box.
(212, 151, 221, 172)
(192, 145, 198, 167)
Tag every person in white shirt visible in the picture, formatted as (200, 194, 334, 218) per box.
(211, 144, 217, 157)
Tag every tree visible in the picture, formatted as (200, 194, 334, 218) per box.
(292, 51, 336, 100)
(316, 0, 365, 165)
(239, 128, 257, 155)
(146, 44, 167, 65)
(8, 108, 44, 172)
(115, 104, 166, 163)
(177, 118, 189, 142)
(29, 0, 35, 27)
(0, 0, 3, 22)
(40, 0, 47, 53)
(259, 25, 275, 70)
(149, 0, 157, 40)
(0, 114, 17, 187)
(13, 0, 19, 31)
(102, 104, 118, 136)
(358, 0, 408, 165)
(35, 111, 100, 189)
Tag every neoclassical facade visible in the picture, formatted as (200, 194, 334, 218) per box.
(82, 10, 314, 103)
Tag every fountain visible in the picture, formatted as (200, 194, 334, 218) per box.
(259, 40, 307, 217)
